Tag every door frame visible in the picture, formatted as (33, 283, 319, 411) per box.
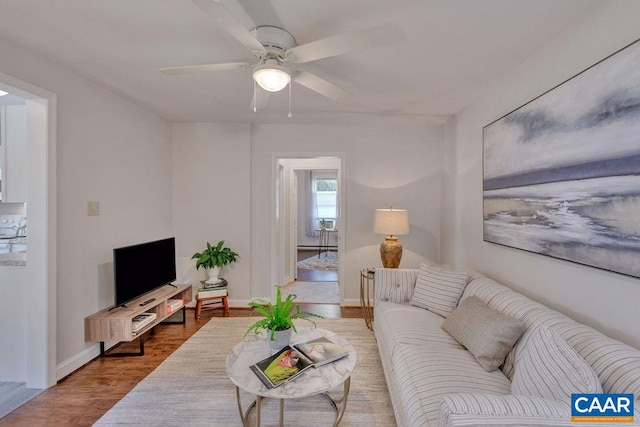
(272, 153, 345, 302)
(0, 72, 57, 388)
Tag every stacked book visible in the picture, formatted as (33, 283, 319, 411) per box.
(198, 278, 228, 298)
(131, 312, 157, 335)
(166, 298, 184, 314)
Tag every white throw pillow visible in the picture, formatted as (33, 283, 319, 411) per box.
(511, 326, 603, 401)
(410, 263, 469, 318)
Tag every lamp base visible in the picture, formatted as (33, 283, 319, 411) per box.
(380, 236, 403, 268)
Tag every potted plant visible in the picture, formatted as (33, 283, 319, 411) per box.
(245, 286, 323, 350)
(191, 240, 239, 284)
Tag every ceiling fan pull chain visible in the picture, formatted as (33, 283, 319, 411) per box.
(253, 80, 257, 112)
(288, 80, 293, 118)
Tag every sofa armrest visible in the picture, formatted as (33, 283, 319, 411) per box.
(374, 268, 418, 305)
(437, 393, 573, 427)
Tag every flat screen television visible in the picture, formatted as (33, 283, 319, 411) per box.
(113, 237, 176, 307)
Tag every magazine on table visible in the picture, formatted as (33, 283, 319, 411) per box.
(293, 337, 349, 367)
(250, 337, 349, 389)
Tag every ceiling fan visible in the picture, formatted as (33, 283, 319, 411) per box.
(161, 0, 393, 111)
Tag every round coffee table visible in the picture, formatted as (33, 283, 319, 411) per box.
(226, 327, 357, 426)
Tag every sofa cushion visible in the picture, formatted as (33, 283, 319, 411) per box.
(442, 296, 526, 372)
(375, 267, 419, 305)
(512, 326, 602, 401)
(375, 301, 462, 355)
(411, 264, 470, 317)
(393, 343, 512, 426)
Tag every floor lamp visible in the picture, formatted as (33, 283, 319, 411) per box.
(374, 208, 409, 268)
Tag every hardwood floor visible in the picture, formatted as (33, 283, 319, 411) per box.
(0, 305, 363, 426)
(297, 249, 321, 261)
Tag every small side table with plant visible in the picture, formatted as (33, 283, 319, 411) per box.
(191, 240, 238, 320)
(191, 240, 239, 284)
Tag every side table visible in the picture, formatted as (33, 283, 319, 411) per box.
(195, 294, 229, 320)
(360, 269, 375, 330)
(315, 228, 337, 257)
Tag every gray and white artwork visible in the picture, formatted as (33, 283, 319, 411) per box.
(483, 39, 640, 278)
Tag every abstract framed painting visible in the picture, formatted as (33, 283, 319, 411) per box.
(483, 38, 640, 278)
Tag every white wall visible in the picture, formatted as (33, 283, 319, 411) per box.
(0, 39, 173, 379)
(252, 122, 442, 304)
(443, 1, 640, 348)
(172, 122, 252, 302)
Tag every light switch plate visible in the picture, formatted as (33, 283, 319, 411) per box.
(87, 201, 100, 216)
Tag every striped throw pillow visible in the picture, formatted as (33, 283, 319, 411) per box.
(512, 326, 602, 401)
(410, 263, 470, 317)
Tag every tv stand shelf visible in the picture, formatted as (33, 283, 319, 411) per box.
(84, 283, 192, 347)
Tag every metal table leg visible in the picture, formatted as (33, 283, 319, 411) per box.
(235, 377, 350, 426)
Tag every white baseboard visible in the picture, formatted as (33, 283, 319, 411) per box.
(343, 298, 360, 307)
(56, 344, 100, 381)
(57, 341, 121, 381)
(228, 299, 253, 308)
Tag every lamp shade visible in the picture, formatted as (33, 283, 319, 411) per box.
(253, 62, 291, 92)
(374, 208, 409, 236)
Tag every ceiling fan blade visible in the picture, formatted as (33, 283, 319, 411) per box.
(292, 70, 350, 104)
(192, 0, 266, 55)
(285, 24, 395, 64)
(232, 0, 283, 29)
(250, 87, 271, 111)
(160, 62, 250, 76)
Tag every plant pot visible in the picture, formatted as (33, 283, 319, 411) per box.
(269, 327, 292, 352)
(205, 266, 221, 284)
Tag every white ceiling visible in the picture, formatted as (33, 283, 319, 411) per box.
(0, 0, 601, 124)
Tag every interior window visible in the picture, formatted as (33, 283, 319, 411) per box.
(314, 178, 338, 224)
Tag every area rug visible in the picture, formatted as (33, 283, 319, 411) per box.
(94, 318, 395, 426)
(281, 281, 340, 304)
(297, 251, 338, 271)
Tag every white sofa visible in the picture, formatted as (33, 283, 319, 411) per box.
(374, 266, 640, 426)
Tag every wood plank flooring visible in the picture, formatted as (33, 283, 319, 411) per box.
(0, 305, 363, 426)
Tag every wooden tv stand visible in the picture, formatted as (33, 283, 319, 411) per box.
(84, 283, 192, 356)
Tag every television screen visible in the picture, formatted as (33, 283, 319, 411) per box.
(113, 237, 176, 307)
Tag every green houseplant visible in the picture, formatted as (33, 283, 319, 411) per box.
(191, 240, 239, 284)
(246, 286, 323, 349)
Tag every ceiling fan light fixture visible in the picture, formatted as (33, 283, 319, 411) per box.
(253, 62, 290, 92)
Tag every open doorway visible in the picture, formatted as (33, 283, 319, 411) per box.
(0, 73, 57, 402)
(295, 169, 338, 282)
(274, 156, 344, 305)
